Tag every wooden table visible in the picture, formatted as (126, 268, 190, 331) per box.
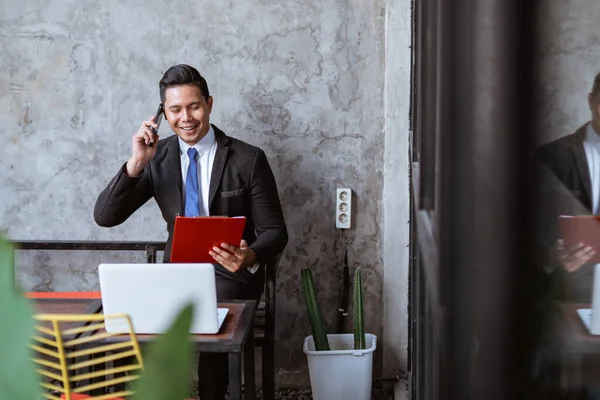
(27, 293, 256, 400)
(91, 299, 258, 400)
(551, 303, 600, 396)
(30, 293, 103, 338)
(557, 304, 600, 354)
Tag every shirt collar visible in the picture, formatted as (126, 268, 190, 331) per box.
(178, 125, 216, 157)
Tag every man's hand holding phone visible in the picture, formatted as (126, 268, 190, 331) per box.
(126, 105, 163, 177)
(126, 115, 159, 177)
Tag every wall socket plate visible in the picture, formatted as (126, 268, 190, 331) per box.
(336, 188, 352, 229)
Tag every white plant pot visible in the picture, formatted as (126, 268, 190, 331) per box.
(303, 333, 377, 400)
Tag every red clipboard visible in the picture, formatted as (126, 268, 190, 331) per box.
(559, 215, 600, 263)
(170, 216, 247, 263)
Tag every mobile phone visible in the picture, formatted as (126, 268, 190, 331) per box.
(149, 104, 164, 145)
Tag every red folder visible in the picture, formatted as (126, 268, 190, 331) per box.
(170, 216, 247, 263)
(559, 215, 600, 263)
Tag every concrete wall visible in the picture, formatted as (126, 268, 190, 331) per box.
(472, 0, 600, 151)
(383, 0, 412, 396)
(536, 0, 600, 144)
(0, 0, 412, 387)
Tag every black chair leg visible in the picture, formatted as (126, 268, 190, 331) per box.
(113, 355, 135, 393)
(262, 337, 275, 400)
(90, 352, 107, 397)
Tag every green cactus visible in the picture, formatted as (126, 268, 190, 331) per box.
(353, 268, 366, 350)
(301, 267, 330, 351)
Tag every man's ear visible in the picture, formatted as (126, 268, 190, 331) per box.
(589, 93, 596, 112)
(161, 103, 168, 121)
(207, 96, 213, 114)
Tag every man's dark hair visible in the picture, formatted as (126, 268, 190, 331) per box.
(159, 64, 210, 103)
(592, 71, 600, 98)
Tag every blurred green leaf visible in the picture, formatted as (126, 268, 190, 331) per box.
(132, 303, 195, 400)
(0, 233, 15, 293)
(0, 235, 40, 400)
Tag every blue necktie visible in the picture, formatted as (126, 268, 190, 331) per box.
(184, 148, 200, 217)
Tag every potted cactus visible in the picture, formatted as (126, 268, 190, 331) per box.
(302, 267, 377, 400)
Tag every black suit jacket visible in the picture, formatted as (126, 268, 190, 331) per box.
(535, 122, 596, 301)
(536, 122, 592, 212)
(94, 124, 288, 269)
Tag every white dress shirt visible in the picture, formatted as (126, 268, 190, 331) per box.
(179, 126, 217, 216)
(583, 123, 600, 215)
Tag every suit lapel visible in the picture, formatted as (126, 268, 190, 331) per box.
(571, 124, 592, 209)
(209, 126, 230, 210)
(165, 137, 183, 213)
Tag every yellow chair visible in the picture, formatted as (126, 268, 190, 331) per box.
(30, 313, 144, 400)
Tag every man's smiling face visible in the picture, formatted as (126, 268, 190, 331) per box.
(164, 84, 213, 145)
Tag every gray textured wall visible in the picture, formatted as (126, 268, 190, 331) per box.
(536, 1, 600, 143)
(472, 0, 600, 200)
(0, 0, 400, 386)
(473, 0, 600, 147)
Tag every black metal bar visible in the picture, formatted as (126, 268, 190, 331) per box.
(408, 0, 417, 136)
(437, 0, 478, 397)
(262, 256, 279, 400)
(437, 1, 540, 399)
(335, 243, 350, 334)
(412, 0, 424, 163)
(11, 240, 166, 252)
(89, 352, 107, 397)
(407, 161, 416, 396)
(417, 0, 437, 210)
(415, 209, 441, 315)
(412, 160, 443, 400)
(146, 246, 157, 263)
(228, 353, 243, 400)
(261, 333, 275, 400)
(412, 236, 424, 399)
(74, 302, 103, 396)
(424, 290, 432, 400)
(244, 329, 257, 400)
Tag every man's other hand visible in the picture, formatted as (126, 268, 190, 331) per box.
(556, 239, 595, 272)
(210, 240, 257, 273)
(126, 115, 160, 177)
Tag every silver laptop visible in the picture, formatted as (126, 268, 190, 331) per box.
(98, 263, 228, 334)
(578, 264, 600, 335)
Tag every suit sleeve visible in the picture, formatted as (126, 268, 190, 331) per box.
(535, 142, 559, 177)
(248, 149, 288, 263)
(533, 143, 579, 275)
(94, 163, 154, 227)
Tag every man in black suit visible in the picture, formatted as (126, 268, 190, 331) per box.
(534, 74, 600, 399)
(94, 64, 288, 399)
(536, 72, 600, 276)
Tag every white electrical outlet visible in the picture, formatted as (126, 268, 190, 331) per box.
(336, 188, 352, 229)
